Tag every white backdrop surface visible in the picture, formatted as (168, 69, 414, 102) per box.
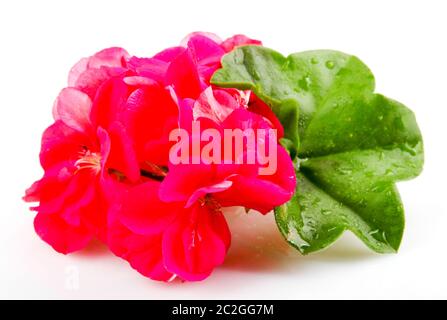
(0, 0, 446, 299)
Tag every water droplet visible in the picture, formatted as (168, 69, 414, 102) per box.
(400, 143, 417, 156)
(321, 209, 332, 216)
(378, 115, 384, 121)
(298, 75, 312, 91)
(325, 60, 335, 69)
(357, 199, 367, 208)
(382, 231, 388, 243)
(302, 225, 316, 234)
(287, 225, 310, 250)
(336, 167, 352, 175)
(252, 70, 261, 80)
(393, 117, 404, 130)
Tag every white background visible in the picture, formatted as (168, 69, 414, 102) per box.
(1, 0, 446, 299)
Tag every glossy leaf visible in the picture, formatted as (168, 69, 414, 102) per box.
(211, 46, 423, 254)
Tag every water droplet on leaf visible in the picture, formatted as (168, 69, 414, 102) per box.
(325, 60, 335, 69)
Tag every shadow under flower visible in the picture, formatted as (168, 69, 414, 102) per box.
(74, 239, 110, 257)
(222, 208, 378, 273)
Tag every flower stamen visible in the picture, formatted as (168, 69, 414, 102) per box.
(75, 149, 101, 174)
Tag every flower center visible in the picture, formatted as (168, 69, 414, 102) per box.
(75, 148, 101, 174)
(199, 194, 221, 213)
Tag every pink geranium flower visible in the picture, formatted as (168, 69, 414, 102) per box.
(107, 33, 295, 281)
(24, 48, 175, 253)
(23, 87, 135, 253)
(25, 32, 296, 282)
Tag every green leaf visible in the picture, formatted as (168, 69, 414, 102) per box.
(211, 46, 424, 254)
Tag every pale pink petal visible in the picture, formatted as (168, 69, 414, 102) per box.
(193, 87, 240, 123)
(68, 57, 89, 86)
(73, 67, 127, 99)
(126, 57, 169, 83)
(123, 76, 157, 87)
(221, 34, 262, 52)
(180, 32, 222, 47)
(87, 47, 129, 69)
(53, 88, 93, 133)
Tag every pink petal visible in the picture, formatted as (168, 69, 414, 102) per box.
(166, 48, 203, 100)
(221, 34, 262, 52)
(193, 87, 240, 123)
(87, 47, 129, 69)
(98, 124, 140, 182)
(187, 34, 225, 65)
(67, 48, 130, 99)
(214, 146, 296, 213)
(107, 221, 173, 281)
(73, 67, 128, 100)
(153, 46, 184, 62)
(123, 76, 157, 87)
(24, 161, 74, 210)
(162, 204, 230, 281)
(90, 77, 132, 129)
(248, 94, 285, 139)
(120, 85, 178, 165)
(39, 120, 93, 170)
(34, 212, 93, 254)
(68, 57, 89, 87)
(159, 163, 215, 203)
(111, 181, 180, 235)
(180, 32, 222, 47)
(126, 57, 169, 84)
(53, 88, 93, 133)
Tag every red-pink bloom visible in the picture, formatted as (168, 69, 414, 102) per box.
(24, 87, 135, 253)
(107, 180, 230, 281)
(106, 33, 288, 281)
(25, 32, 296, 282)
(24, 47, 167, 253)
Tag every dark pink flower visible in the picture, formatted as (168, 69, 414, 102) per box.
(107, 180, 230, 281)
(108, 88, 295, 282)
(25, 33, 296, 283)
(24, 87, 135, 253)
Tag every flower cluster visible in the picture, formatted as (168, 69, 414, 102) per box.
(24, 33, 296, 281)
